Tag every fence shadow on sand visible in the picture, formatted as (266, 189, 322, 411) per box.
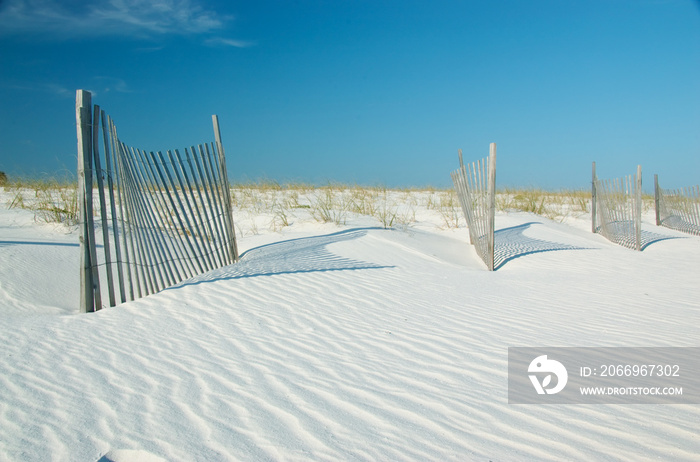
(168, 224, 684, 287)
(639, 229, 683, 251)
(173, 228, 393, 287)
(493, 222, 593, 270)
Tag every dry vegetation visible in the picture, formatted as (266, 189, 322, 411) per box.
(4, 176, 80, 226)
(2, 177, 655, 233)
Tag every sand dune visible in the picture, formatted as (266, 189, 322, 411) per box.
(1, 192, 698, 461)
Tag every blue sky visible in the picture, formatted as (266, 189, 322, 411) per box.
(1, 0, 698, 189)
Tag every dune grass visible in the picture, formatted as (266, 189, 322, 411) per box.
(4, 177, 656, 232)
(4, 176, 80, 226)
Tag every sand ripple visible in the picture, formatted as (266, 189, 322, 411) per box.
(1, 222, 699, 460)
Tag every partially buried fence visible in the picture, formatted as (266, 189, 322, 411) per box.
(450, 143, 497, 270)
(654, 175, 700, 236)
(591, 162, 642, 251)
(76, 89, 239, 313)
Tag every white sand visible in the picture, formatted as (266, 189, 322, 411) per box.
(1, 190, 699, 461)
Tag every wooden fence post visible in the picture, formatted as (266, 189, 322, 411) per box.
(654, 174, 661, 226)
(212, 115, 239, 262)
(487, 142, 497, 271)
(591, 161, 597, 233)
(76, 90, 95, 313)
(635, 165, 642, 251)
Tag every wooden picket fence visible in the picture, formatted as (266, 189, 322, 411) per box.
(76, 90, 239, 313)
(591, 162, 642, 251)
(450, 143, 497, 270)
(654, 175, 700, 236)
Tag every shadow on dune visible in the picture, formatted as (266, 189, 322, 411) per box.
(493, 222, 593, 270)
(174, 227, 393, 287)
(594, 221, 683, 251)
(0, 240, 80, 248)
(639, 229, 683, 250)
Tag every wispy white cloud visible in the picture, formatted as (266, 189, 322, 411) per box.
(94, 76, 132, 93)
(44, 83, 74, 98)
(0, 0, 232, 38)
(2, 81, 75, 98)
(204, 37, 255, 48)
(134, 45, 167, 53)
(3, 77, 132, 98)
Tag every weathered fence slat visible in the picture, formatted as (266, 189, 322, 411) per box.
(112, 137, 137, 301)
(198, 144, 226, 266)
(132, 148, 182, 286)
(135, 146, 192, 283)
(119, 145, 155, 297)
(204, 142, 233, 264)
(101, 111, 126, 304)
(185, 147, 224, 267)
(120, 150, 160, 294)
(173, 148, 216, 270)
(592, 163, 642, 250)
(154, 150, 207, 275)
(76, 90, 238, 312)
(213, 114, 237, 264)
(76, 90, 95, 312)
(655, 176, 700, 236)
(591, 162, 597, 233)
(451, 143, 497, 270)
(92, 105, 116, 307)
(194, 144, 227, 265)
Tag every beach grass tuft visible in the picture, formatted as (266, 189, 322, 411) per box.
(4, 177, 653, 231)
(5, 176, 80, 226)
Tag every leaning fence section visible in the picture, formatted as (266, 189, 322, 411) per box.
(591, 162, 642, 251)
(76, 89, 239, 313)
(654, 175, 700, 236)
(450, 143, 497, 270)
